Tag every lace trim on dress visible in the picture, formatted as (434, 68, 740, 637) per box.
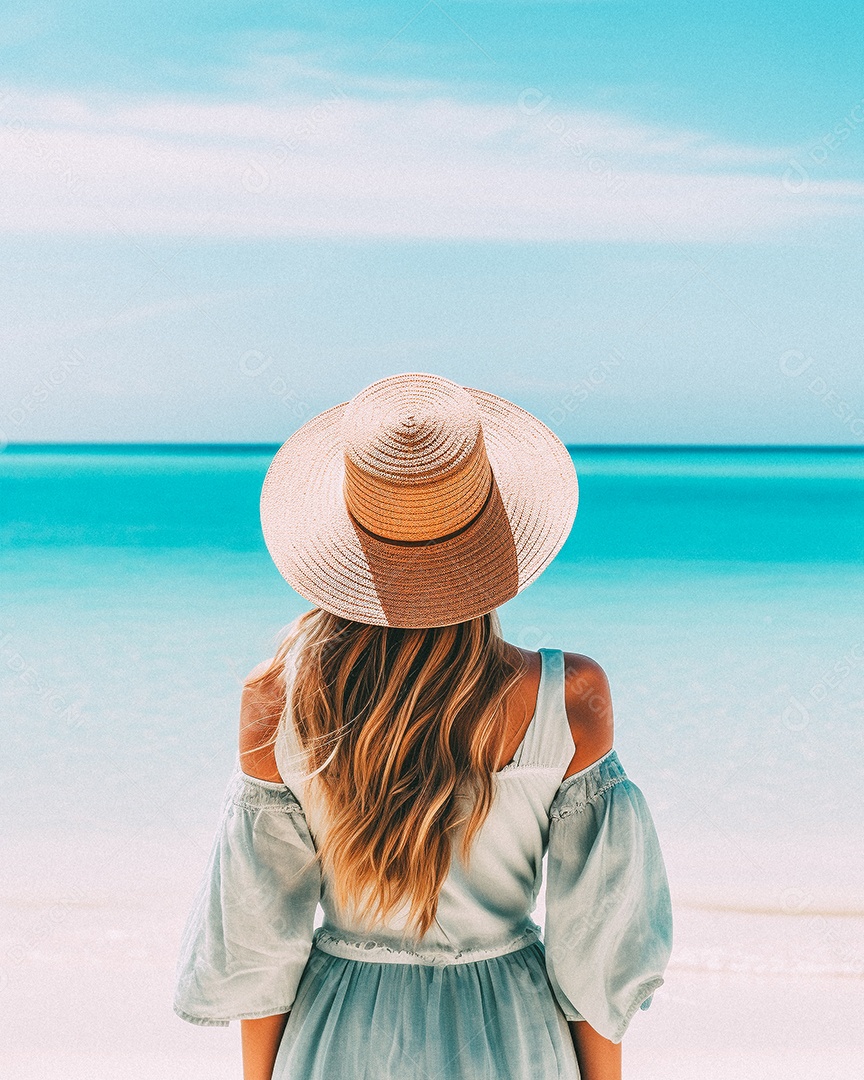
(312, 924, 542, 966)
(497, 763, 567, 775)
(561, 745, 616, 781)
(230, 763, 307, 815)
(549, 749, 627, 820)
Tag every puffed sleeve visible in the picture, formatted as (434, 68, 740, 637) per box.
(173, 759, 321, 1026)
(543, 749, 673, 1044)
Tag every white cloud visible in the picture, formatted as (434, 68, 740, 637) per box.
(224, 49, 458, 98)
(0, 84, 861, 242)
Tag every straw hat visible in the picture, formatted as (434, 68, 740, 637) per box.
(259, 373, 578, 628)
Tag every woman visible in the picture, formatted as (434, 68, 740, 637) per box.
(173, 373, 673, 1079)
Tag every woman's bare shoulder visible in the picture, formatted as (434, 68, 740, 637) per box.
(239, 657, 285, 783)
(561, 652, 614, 779)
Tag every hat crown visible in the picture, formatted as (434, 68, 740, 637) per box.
(342, 374, 493, 542)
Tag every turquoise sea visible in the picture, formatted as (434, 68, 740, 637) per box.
(1, 445, 863, 1077)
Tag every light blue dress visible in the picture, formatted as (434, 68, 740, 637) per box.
(173, 648, 673, 1078)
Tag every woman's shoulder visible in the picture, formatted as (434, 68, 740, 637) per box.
(239, 657, 285, 783)
(498, 641, 614, 778)
(560, 651, 614, 780)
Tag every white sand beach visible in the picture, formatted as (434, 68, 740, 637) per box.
(2, 831, 862, 1080)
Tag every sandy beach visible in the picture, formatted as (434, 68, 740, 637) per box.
(2, 826, 862, 1079)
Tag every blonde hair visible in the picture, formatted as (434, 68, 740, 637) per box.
(247, 607, 525, 940)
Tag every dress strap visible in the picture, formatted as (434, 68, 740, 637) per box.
(514, 648, 576, 772)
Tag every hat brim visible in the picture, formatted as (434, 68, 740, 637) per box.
(259, 386, 578, 628)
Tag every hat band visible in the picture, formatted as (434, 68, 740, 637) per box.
(347, 472, 495, 548)
(343, 436, 493, 542)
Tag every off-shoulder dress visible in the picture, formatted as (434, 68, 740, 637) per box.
(173, 647, 673, 1078)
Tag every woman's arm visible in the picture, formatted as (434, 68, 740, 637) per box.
(238, 668, 292, 1080)
(569, 1019, 622, 1080)
(562, 655, 622, 1080)
(241, 1014, 290, 1080)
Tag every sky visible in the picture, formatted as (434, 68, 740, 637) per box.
(1, 0, 863, 445)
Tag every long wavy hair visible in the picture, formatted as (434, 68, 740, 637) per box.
(246, 607, 526, 940)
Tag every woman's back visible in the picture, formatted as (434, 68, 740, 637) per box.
(174, 636, 671, 1078)
(276, 646, 583, 963)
